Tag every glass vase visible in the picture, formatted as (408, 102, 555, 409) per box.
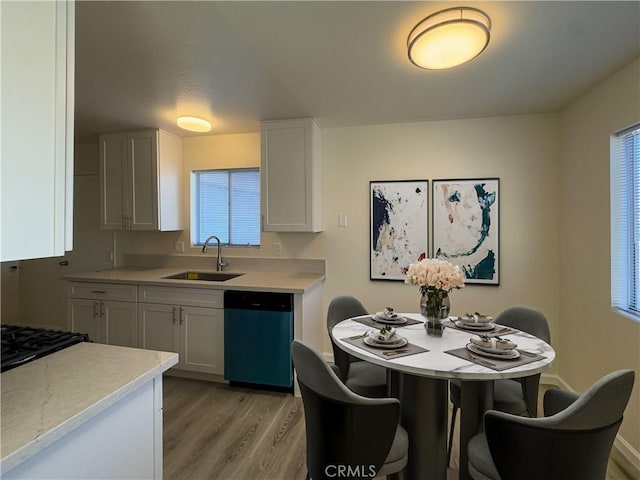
(420, 289, 450, 337)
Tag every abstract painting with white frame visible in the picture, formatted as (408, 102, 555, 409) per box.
(432, 178, 500, 285)
(370, 180, 429, 280)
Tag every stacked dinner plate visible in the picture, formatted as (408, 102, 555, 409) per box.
(466, 335, 520, 359)
(372, 309, 407, 325)
(364, 328, 408, 349)
(453, 313, 495, 331)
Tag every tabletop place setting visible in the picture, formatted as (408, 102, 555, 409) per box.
(467, 335, 519, 359)
(443, 312, 519, 337)
(371, 306, 408, 325)
(445, 330, 547, 371)
(343, 307, 428, 359)
(351, 306, 424, 328)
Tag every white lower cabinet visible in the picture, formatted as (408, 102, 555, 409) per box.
(67, 282, 224, 375)
(67, 282, 138, 347)
(137, 303, 179, 354)
(138, 286, 224, 375)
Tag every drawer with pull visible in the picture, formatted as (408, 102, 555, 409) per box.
(67, 282, 138, 302)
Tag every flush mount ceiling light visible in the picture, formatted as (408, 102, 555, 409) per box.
(407, 6, 491, 70)
(176, 116, 212, 132)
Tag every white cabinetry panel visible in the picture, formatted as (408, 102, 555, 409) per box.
(67, 282, 138, 347)
(261, 118, 322, 232)
(181, 306, 223, 374)
(3, 379, 160, 480)
(138, 303, 180, 354)
(99, 129, 182, 231)
(1, 1, 74, 261)
(138, 286, 224, 375)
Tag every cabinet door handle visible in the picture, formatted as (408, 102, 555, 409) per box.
(100, 301, 105, 318)
(172, 306, 177, 324)
(90, 290, 106, 294)
(179, 306, 184, 325)
(93, 301, 100, 318)
(128, 215, 133, 229)
(123, 214, 127, 229)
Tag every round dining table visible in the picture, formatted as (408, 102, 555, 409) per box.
(331, 314, 555, 480)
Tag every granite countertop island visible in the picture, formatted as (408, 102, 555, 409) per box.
(0, 343, 178, 477)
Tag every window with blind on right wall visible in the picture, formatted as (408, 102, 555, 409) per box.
(611, 123, 640, 322)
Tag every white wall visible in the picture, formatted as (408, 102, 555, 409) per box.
(118, 114, 563, 371)
(560, 58, 640, 454)
(317, 115, 562, 350)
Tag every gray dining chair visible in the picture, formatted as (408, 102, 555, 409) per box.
(292, 340, 408, 480)
(467, 369, 635, 480)
(327, 296, 388, 397)
(447, 306, 551, 465)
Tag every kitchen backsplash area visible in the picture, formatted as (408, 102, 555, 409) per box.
(123, 253, 326, 275)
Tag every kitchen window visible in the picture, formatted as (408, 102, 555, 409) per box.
(193, 169, 260, 247)
(610, 123, 640, 321)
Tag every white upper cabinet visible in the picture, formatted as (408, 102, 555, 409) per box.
(1, 1, 74, 261)
(261, 118, 322, 232)
(99, 129, 183, 231)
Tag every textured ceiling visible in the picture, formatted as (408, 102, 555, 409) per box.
(74, 1, 640, 142)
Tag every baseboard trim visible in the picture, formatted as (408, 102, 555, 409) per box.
(323, 355, 639, 477)
(540, 373, 571, 390)
(612, 435, 640, 478)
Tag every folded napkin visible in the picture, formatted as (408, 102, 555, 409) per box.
(382, 306, 398, 319)
(470, 335, 516, 350)
(367, 327, 396, 342)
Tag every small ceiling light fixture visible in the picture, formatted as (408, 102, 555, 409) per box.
(177, 116, 212, 132)
(407, 6, 491, 70)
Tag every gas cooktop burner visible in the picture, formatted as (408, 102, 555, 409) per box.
(1, 325, 89, 372)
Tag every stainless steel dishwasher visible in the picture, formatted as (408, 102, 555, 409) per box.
(224, 290, 294, 390)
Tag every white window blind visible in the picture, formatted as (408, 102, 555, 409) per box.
(193, 169, 260, 246)
(611, 124, 640, 320)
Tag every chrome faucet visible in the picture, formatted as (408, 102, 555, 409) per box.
(202, 235, 226, 271)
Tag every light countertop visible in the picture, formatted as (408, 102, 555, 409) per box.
(62, 267, 325, 294)
(0, 343, 178, 473)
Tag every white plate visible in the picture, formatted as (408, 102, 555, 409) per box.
(473, 343, 518, 355)
(364, 335, 409, 349)
(372, 313, 407, 325)
(458, 315, 494, 324)
(375, 311, 399, 320)
(454, 320, 495, 331)
(467, 343, 520, 360)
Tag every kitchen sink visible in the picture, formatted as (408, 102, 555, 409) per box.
(163, 271, 243, 282)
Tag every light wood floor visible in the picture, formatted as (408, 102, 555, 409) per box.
(163, 376, 633, 480)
